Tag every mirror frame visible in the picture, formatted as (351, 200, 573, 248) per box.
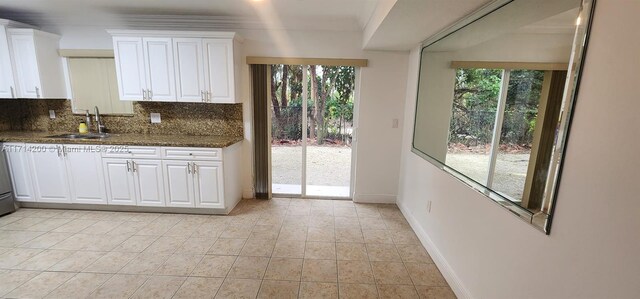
(411, 0, 596, 234)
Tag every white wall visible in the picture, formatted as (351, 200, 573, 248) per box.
(353, 51, 408, 202)
(56, 26, 409, 203)
(238, 29, 409, 202)
(397, 1, 640, 298)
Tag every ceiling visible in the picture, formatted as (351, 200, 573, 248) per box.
(0, 0, 379, 32)
(0, 0, 501, 51)
(363, 0, 494, 50)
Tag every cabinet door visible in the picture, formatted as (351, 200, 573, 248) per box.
(28, 144, 70, 203)
(143, 37, 176, 102)
(133, 159, 165, 207)
(65, 145, 107, 204)
(8, 33, 41, 98)
(203, 39, 235, 103)
(193, 161, 224, 209)
(163, 160, 195, 207)
(113, 36, 146, 101)
(4, 144, 34, 201)
(103, 158, 136, 205)
(0, 26, 16, 99)
(173, 38, 206, 102)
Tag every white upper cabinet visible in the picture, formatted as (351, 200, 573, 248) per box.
(113, 36, 146, 101)
(143, 37, 176, 101)
(3, 28, 66, 99)
(173, 38, 206, 103)
(203, 39, 235, 103)
(0, 26, 16, 99)
(9, 32, 40, 98)
(109, 30, 240, 103)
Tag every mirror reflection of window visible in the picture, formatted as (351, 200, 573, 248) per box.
(447, 68, 558, 209)
(68, 57, 133, 115)
(412, 0, 594, 232)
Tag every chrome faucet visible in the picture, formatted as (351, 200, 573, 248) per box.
(94, 106, 106, 134)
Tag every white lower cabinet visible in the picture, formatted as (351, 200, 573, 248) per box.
(163, 160, 224, 209)
(65, 145, 108, 204)
(6, 143, 106, 203)
(132, 160, 165, 206)
(103, 158, 165, 207)
(193, 161, 224, 208)
(3, 142, 240, 212)
(28, 145, 70, 203)
(27, 144, 107, 204)
(4, 143, 35, 201)
(163, 160, 195, 207)
(103, 158, 137, 205)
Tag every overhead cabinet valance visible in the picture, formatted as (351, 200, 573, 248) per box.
(107, 30, 241, 104)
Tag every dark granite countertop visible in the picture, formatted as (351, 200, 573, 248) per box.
(0, 131, 243, 148)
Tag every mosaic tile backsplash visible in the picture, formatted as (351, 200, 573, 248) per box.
(0, 99, 244, 137)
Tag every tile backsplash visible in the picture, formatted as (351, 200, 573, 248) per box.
(0, 99, 244, 137)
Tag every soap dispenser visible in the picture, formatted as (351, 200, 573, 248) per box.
(78, 121, 88, 134)
(79, 110, 91, 134)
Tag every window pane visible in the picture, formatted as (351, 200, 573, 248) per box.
(271, 65, 302, 195)
(445, 68, 502, 185)
(492, 70, 545, 201)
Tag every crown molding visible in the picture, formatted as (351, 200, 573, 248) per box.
(107, 29, 239, 40)
(111, 14, 361, 32)
(0, 18, 38, 29)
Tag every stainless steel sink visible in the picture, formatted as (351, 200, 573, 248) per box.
(46, 133, 110, 140)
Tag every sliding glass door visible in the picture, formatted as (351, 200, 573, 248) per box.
(270, 64, 355, 198)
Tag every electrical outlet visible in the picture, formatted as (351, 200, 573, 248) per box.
(427, 200, 432, 213)
(392, 118, 399, 128)
(150, 113, 161, 124)
(49, 110, 56, 119)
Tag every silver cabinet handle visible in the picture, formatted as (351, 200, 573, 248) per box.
(201, 91, 205, 102)
(56, 146, 61, 158)
(206, 91, 211, 102)
(10, 86, 14, 98)
(142, 89, 147, 101)
(187, 162, 192, 174)
(148, 89, 153, 100)
(62, 146, 67, 157)
(35, 86, 40, 98)
(193, 163, 198, 174)
(131, 161, 136, 172)
(126, 161, 131, 172)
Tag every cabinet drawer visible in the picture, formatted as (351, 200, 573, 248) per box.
(161, 147, 222, 161)
(102, 146, 161, 159)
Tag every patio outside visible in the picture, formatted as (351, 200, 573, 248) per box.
(271, 145, 351, 197)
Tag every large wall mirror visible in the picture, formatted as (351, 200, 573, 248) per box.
(412, 0, 594, 233)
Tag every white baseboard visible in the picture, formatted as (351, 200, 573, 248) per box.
(353, 193, 397, 203)
(398, 201, 473, 299)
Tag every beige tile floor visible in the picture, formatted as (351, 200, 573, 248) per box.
(0, 199, 456, 299)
